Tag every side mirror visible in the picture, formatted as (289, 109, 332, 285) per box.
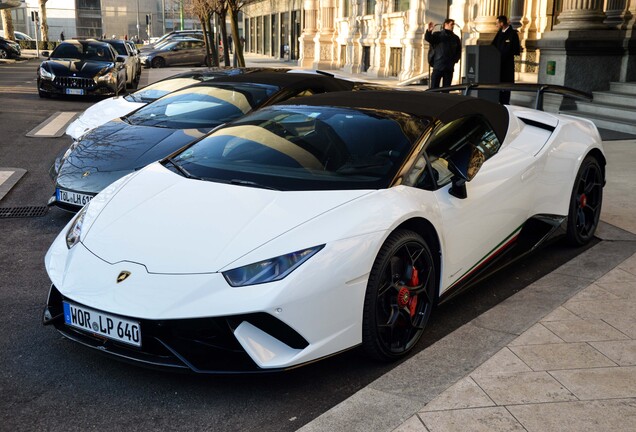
(41, 51, 49, 57)
(447, 144, 485, 199)
(116, 55, 126, 63)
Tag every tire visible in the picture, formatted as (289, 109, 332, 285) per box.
(0, 48, 7, 59)
(566, 155, 603, 246)
(362, 229, 436, 361)
(151, 57, 165, 68)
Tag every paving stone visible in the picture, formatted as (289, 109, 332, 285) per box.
(552, 241, 636, 282)
(595, 221, 636, 241)
(603, 317, 636, 339)
(470, 348, 532, 377)
(509, 343, 616, 370)
(564, 299, 636, 321)
(541, 306, 581, 322)
(392, 415, 428, 432)
(618, 252, 636, 277)
(420, 407, 526, 432)
(568, 283, 621, 302)
(596, 282, 636, 300)
(297, 387, 422, 432)
(595, 267, 636, 285)
(420, 378, 494, 412)
(472, 371, 577, 405)
(550, 366, 636, 400)
(509, 323, 564, 346)
(507, 399, 636, 432)
(590, 340, 636, 366)
(543, 319, 630, 342)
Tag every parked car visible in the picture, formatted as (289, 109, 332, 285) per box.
(37, 40, 127, 98)
(141, 30, 203, 51)
(42, 89, 605, 372)
(0, 36, 21, 59)
(100, 39, 141, 89)
(50, 71, 358, 210)
(64, 67, 285, 140)
(139, 38, 209, 68)
(0, 30, 33, 41)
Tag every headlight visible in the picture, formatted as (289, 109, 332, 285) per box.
(96, 70, 117, 83)
(39, 66, 54, 80)
(223, 245, 324, 287)
(66, 205, 88, 249)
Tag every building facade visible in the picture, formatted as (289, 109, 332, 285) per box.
(242, 0, 636, 91)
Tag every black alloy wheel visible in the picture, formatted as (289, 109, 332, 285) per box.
(566, 155, 603, 246)
(152, 57, 165, 68)
(362, 229, 436, 361)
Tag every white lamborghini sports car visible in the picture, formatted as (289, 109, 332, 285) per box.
(43, 90, 605, 373)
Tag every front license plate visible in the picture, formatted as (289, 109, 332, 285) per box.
(63, 301, 142, 347)
(65, 88, 85, 95)
(56, 188, 93, 206)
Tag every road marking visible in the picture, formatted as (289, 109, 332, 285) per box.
(0, 168, 27, 202)
(26, 111, 80, 138)
(0, 86, 37, 94)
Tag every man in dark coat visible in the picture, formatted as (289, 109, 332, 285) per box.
(491, 15, 521, 104)
(425, 19, 462, 89)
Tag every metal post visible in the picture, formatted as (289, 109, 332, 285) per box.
(136, 0, 140, 40)
(180, 0, 184, 30)
(33, 11, 40, 58)
(162, 0, 166, 35)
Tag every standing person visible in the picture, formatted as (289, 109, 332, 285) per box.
(425, 19, 461, 89)
(60, 31, 65, 41)
(227, 34, 233, 54)
(491, 15, 521, 104)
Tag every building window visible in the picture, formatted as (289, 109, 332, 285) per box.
(339, 45, 346, 68)
(389, 47, 402, 76)
(362, 46, 370, 72)
(393, 0, 409, 12)
(366, 0, 376, 15)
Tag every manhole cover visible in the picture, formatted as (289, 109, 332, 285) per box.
(0, 206, 48, 218)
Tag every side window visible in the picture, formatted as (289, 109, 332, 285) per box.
(418, 115, 500, 189)
(291, 88, 317, 99)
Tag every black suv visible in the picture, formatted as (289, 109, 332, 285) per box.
(0, 36, 21, 59)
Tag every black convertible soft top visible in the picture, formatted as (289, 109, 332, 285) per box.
(192, 71, 357, 93)
(277, 90, 510, 143)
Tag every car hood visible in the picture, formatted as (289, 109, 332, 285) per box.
(57, 120, 207, 191)
(82, 163, 372, 274)
(43, 59, 114, 77)
(66, 97, 145, 140)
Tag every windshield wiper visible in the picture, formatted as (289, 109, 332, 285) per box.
(165, 157, 201, 180)
(230, 179, 279, 190)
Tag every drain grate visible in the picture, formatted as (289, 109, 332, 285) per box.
(0, 206, 49, 218)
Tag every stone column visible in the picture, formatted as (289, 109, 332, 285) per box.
(538, 0, 623, 109)
(604, 0, 629, 29)
(553, 0, 606, 29)
(367, 0, 388, 77)
(399, 0, 426, 80)
(473, 0, 508, 35)
(313, 0, 338, 69)
(344, 0, 363, 73)
(299, 0, 319, 67)
(510, 0, 526, 30)
(618, 0, 636, 81)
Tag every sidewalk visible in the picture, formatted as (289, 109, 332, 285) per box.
(299, 138, 636, 432)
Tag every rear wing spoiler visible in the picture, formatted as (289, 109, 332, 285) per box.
(425, 83, 592, 112)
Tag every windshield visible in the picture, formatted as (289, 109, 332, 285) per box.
(125, 83, 279, 129)
(51, 41, 114, 62)
(125, 77, 201, 103)
(166, 105, 428, 190)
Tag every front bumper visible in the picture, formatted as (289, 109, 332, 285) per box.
(43, 284, 308, 373)
(38, 77, 118, 97)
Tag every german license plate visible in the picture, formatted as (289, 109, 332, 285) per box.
(56, 188, 93, 206)
(63, 301, 142, 347)
(65, 88, 85, 95)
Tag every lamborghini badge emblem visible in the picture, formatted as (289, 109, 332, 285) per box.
(117, 271, 131, 283)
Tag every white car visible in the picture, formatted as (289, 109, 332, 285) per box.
(44, 90, 605, 372)
(65, 69, 251, 140)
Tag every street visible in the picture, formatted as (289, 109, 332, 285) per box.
(0, 59, 594, 431)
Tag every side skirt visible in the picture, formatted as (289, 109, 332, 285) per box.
(437, 214, 566, 305)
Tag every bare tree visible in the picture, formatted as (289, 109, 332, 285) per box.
(211, 0, 230, 66)
(38, 0, 49, 42)
(188, 0, 219, 66)
(1, 9, 15, 42)
(226, 0, 259, 67)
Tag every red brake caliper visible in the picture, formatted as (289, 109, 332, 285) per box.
(398, 266, 421, 318)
